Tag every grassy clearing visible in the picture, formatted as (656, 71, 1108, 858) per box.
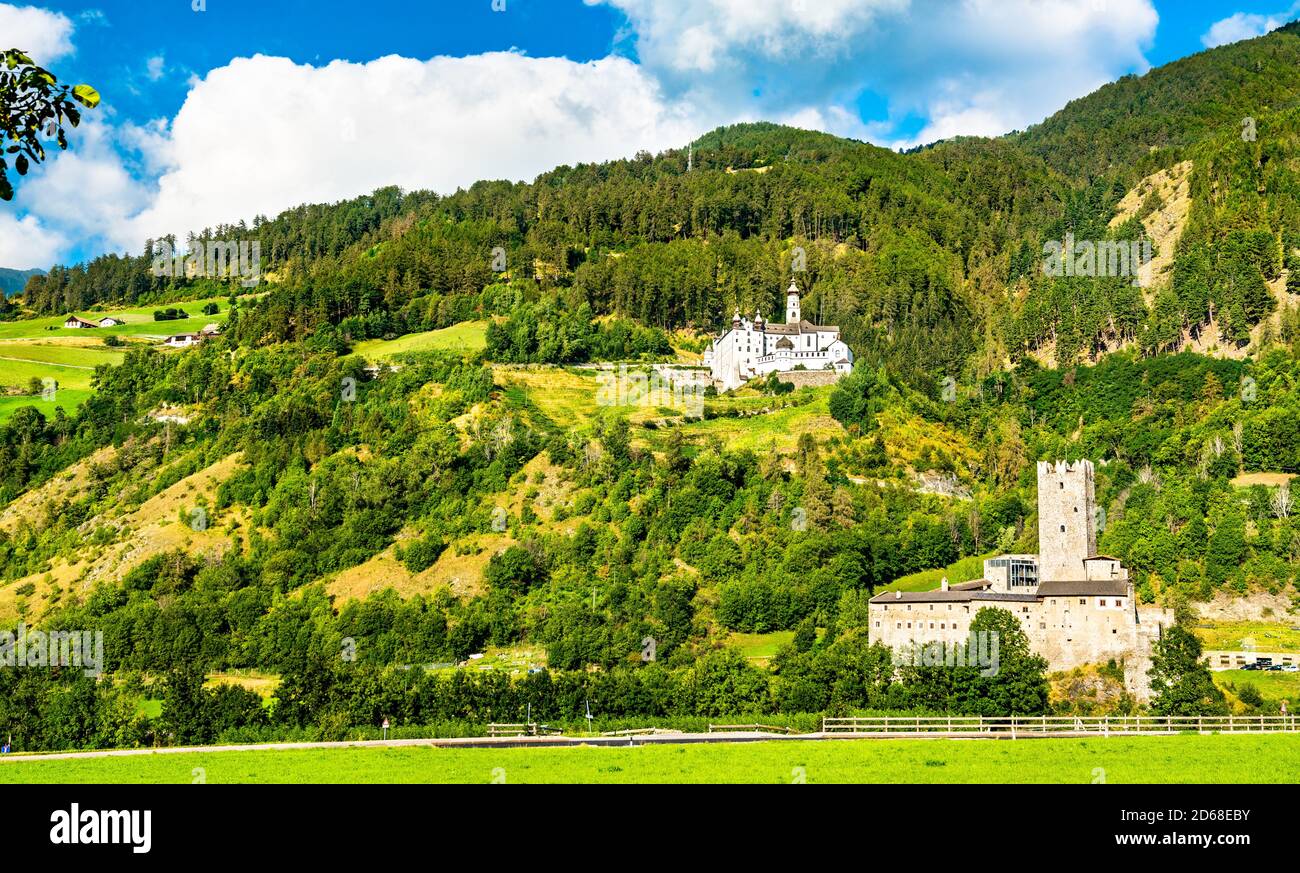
(1230, 471, 1294, 488)
(1, 734, 1295, 783)
(0, 343, 127, 422)
(882, 553, 993, 593)
(1213, 669, 1300, 704)
(650, 389, 841, 455)
(1195, 621, 1300, 652)
(207, 671, 282, 699)
(0, 295, 243, 422)
(495, 366, 600, 430)
(725, 629, 826, 663)
(727, 630, 796, 662)
(0, 295, 239, 341)
(352, 321, 487, 359)
(0, 388, 92, 422)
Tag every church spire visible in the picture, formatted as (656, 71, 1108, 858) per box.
(786, 279, 801, 324)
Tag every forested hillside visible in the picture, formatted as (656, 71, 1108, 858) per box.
(2, 22, 1300, 748)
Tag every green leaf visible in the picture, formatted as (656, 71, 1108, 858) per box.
(72, 84, 100, 108)
(14, 154, 27, 175)
(0, 174, 13, 201)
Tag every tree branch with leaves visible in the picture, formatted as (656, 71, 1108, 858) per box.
(0, 48, 100, 201)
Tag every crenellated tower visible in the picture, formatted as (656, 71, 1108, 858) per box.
(1036, 460, 1097, 582)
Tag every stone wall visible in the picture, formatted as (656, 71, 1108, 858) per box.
(869, 594, 1175, 700)
(772, 369, 844, 389)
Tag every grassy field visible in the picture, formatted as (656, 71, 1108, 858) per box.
(725, 629, 825, 663)
(0, 295, 242, 422)
(1, 734, 1295, 783)
(0, 340, 127, 422)
(727, 630, 797, 662)
(1214, 669, 1300, 704)
(0, 295, 238, 341)
(646, 388, 841, 455)
(496, 366, 600, 430)
(351, 320, 488, 359)
(1196, 621, 1300, 652)
(882, 553, 994, 593)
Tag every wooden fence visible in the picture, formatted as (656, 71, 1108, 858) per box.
(486, 723, 563, 737)
(822, 715, 1300, 735)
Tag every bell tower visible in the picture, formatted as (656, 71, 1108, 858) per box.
(786, 279, 801, 324)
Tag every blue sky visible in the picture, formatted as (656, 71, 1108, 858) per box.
(1, 0, 1297, 268)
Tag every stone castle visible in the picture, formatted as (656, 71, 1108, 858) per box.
(702, 280, 854, 391)
(869, 460, 1173, 699)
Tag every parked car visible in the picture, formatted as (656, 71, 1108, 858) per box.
(1280, 664, 1299, 672)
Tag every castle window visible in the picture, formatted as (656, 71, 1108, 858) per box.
(1040, 623, 1046, 629)
(1079, 599, 1086, 605)
(1060, 525, 1066, 532)
(1114, 600, 1121, 607)
(1059, 482, 1064, 489)
(907, 623, 911, 629)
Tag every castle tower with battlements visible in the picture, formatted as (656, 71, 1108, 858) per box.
(1036, 459, 1097, 582)
(868, 458, 1172, 700)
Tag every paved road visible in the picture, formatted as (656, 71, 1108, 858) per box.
(0, 728, 1211, 762)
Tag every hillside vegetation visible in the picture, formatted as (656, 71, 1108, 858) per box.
(2, 23, 1300, 751)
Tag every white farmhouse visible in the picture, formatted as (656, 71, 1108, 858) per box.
(703, 280, 854, 391)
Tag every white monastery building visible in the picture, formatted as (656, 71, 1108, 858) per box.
(703, 280, 854, 391)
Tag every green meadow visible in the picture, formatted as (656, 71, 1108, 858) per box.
(0, 295, 243, 422)
(1, 734, 1295, 783)
(351, 320, 488, 359)
(1197, 621, 1300, 652)
(0, 342, 126, 422)
(0, 295, 238, 341)
(1214, 669, 1300, 704)
(882, 553, 995, 593)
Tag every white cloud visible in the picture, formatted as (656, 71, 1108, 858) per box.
(595, 0, 908, 74)
(4, 0, 1170, 266)
(117, 52, 708, 248)
(0, 113, 158, 265)
(146, 55, 166, 82)
(20, 117, 153, 252)
(0, 2, 75, 62)
(0, 212, 66, 268)
(592, 0, 1158, 147)
(1202, 7, 1297, 48)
